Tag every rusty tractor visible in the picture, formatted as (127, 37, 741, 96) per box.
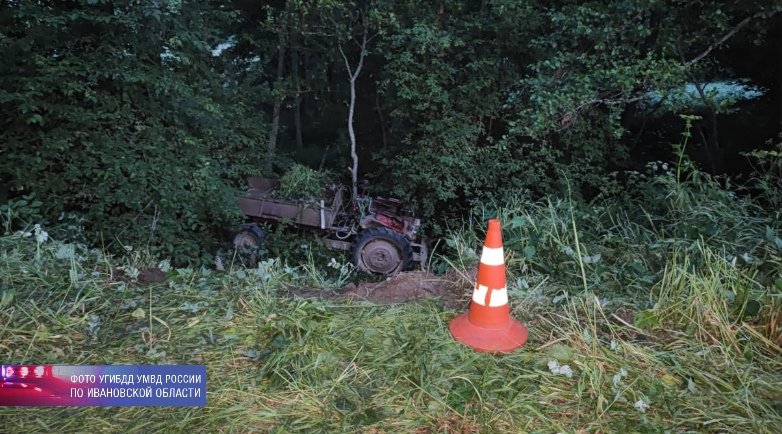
(233, 177, 427, 275)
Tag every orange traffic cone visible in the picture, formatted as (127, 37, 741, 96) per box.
(449, 219, 528, 353)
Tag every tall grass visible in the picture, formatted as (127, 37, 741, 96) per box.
(1, 140, 782, 432)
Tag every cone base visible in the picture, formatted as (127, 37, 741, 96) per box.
(449, 313, 528, 353)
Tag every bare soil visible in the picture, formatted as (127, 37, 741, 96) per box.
(291, 267, 479, 309)
(112, 266, 167, 287)
(115, 262, 478, 309)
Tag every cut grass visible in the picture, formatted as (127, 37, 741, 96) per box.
(1, 229, 781, 433)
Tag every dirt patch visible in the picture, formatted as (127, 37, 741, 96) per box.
(339, 271, 461, 307)
(112, 266, 167, 287)
(138, 267, 167, 287)
(292, 266, 479, 309)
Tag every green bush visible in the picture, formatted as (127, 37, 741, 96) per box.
(441, 119, 782, 299)
(0, 1, 267, 265)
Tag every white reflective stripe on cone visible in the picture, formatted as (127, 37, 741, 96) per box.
(472, 285, 509, 307)
(480, 246, 504, 266)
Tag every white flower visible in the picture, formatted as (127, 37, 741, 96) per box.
(634, 399, 649, 412)
(582, 253, 601, 264)
(547, 360, 574, 378)
(34, 224, 48, 244)
(558, 365, 574, 378)
(612, 368, 628, 387)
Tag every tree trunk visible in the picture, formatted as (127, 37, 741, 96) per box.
(303, 50, 313, 119)
(690, 77, 720, 150)
(375, 85, 387, 149)
(348, 72, 359, 201)
(680, 46, 720, 152)
(266, 10, 288, 174)
(319, 145, 330, 171)
(339, 28, 369, 202)
(292, 47, 303, 150)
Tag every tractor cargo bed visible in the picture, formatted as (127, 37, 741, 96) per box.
(237, 177, 343, 229)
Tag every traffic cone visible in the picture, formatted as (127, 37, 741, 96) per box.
(449, 219, 528, 353)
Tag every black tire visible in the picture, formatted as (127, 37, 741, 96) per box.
(232, 225, 265, 266)
(351, 227, 413, 275)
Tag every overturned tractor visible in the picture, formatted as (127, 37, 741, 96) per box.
(233, 177, 427, 275)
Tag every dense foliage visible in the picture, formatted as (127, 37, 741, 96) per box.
(2, 0, 781, 261)
(0, 0, 267, 261)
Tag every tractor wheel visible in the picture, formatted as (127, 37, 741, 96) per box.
(232, 225, 265, 267)
(351, 227, 413, 275)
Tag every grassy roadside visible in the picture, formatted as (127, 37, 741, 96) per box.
(2, 149, 782, 432)
(1, 210, 781, 433)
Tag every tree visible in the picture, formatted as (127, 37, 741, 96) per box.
(337, 24, 369, 201)
(370, 0, 782, 223)
(266, 3, 290, 173)
(0, 0, 266, 262)
(4, 0, 781, 258)
(293, 0, 385, 199)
